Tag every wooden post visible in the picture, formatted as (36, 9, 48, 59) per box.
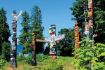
(10, 11, 22, 69)
(31, 32, 37, 66)
(11, 10, 17, 68)
(74, 21, 79, 48)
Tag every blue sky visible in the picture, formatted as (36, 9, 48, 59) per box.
(0, 0, 75, 42)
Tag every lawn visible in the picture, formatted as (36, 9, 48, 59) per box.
(3, 55, 75, 70)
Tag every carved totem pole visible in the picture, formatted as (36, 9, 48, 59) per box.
(74, 21, 79, 48)
(84, 0, 93, 40)
(10, 10, 22, 69)
(48, 24, 57, 59)
(45, 24, 65, 59)
(31, 32, 37, 66)
(88, 0, 93, 40)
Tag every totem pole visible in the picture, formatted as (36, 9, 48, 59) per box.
(84, 0, 93, 40)
(31, 32, 37, 66)
(88, 0, 93, 40)
(74, 21, 79, 48)
(30, 24, 64, 64)
(83, 1, 89, 37)
(45, 24, 64, 60)
(48, 24, 57, 59)
(10, 10, 22, 68)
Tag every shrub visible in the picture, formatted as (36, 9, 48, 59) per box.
(24, 55, 32, 64)
(2, 42, 11, 61)
(0, 57, 6, 69)
(17, 53, 32, 64)
(92, 62, 105, 70)
(74, 37, 105, 70)
(17, 53, 25, 61)
(36, 54, 49, 62)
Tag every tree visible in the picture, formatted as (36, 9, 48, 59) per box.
(58, 28, 74, 56)
(71, 0, 105, 43)
(2, 42, 11, 61)
(0, 8, 11, 60)
(74, 37, 105, 70)
(31, 6, 44, 53)
(93, 0, 105, 43)
(18, 11, 31, 54)
(71, 0, 105, 69)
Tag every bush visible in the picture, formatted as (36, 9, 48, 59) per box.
(17, 53, 32, 64)
(17, 54, 64, 70)
(92, 62, 105, 70)
(2, 42, 11, 61)
(36, 54, 49, 62)
(0, 57, 6, 69)
(24, 55, 32, 64)
(36, 54, 63, 70)
(17, 53, 25, 61)
(74, 37, 105, 70)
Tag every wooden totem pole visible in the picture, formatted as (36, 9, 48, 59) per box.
(74, 21, 79, 48)
(10, 10, 22, 69)
(31, 32, 37, 66)
(11, 10, 17, 69)
(84, 0, 93, 39)
(88, 0, 93, 40)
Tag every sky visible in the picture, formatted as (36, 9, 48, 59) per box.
(0, 0, 75, 42)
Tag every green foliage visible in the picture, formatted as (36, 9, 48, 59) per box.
(92, 62, 105, 70)
(71, 0, 105, 69)
(71, 0, 88, 29)
(71, 0, 105, 43)
(42, 60, 63, 70)
(2, 42, 10, 61)
(17, 54, 25, 61)
(22, 42, 31, 54)
(4, 55, 75, 70)
(74, 37, 105, 70)
(36, 54, 49, 62)
(0, 56, 6, 69)
(58, 28, 74, 56)
(24, 55, 32, 64)
(17, 54, 64, 70)
(19, 11, 31, 54)
(31, 6, 44, 53)
(17, 54, 32, 64)
(0, 8, 10, 41)
(37, 55, 63, 70)
(0, 8, 10, 61)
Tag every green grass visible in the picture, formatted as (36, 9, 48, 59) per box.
(4, 55, 75, 70)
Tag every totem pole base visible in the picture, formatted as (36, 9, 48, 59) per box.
(31, 60, 37, 66)
(50, 54, 57, 60)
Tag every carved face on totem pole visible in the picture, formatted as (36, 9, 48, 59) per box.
(48, 25, 56, 54)
(88, 0, 93, 17)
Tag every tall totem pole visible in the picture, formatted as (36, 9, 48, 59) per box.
(11, 10, 18, 68)
(31, 32, 37, 66)
(84, 0, 93, 40)
(88, 0, 93, 40)
(49, 24, 57, 59)
(10, 10, 22, 68)
(74, 21, 79, 48)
